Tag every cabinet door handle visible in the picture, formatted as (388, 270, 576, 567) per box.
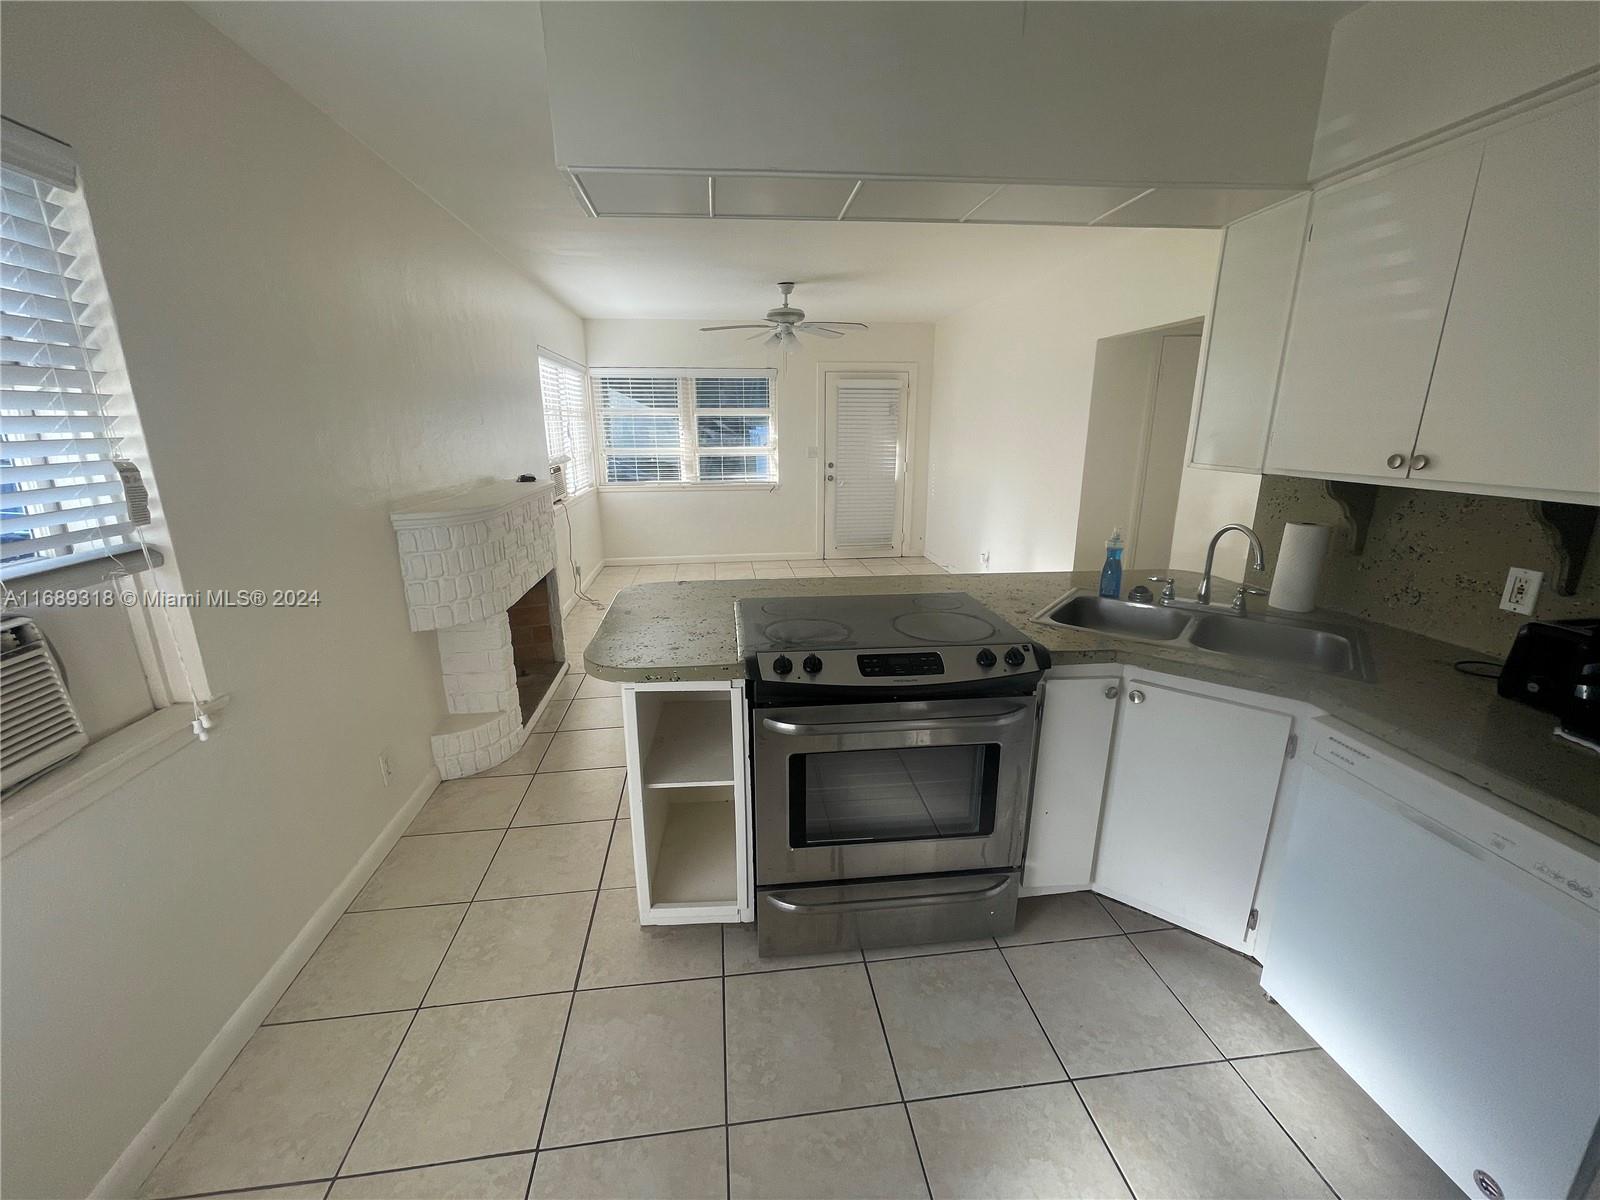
(1103, 685, 1120, 699)
(1386, 453, 1406, 470)
(1128, 689, 1146, 704)
(1410, 453, 1429, 471)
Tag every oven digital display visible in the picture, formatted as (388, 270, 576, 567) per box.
(857, 652, 945, 677)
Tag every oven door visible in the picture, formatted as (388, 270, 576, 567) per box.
(752, 695, 1037, 886)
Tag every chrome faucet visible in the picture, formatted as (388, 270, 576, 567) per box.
(1197, 524, 1266, 606)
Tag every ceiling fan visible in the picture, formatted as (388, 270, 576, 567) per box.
(700, 282, 868, 348)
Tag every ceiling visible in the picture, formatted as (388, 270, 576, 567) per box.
(194, 2, 1231, 323)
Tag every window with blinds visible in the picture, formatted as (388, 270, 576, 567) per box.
(538, 354, 595, 495)
(2, 122, 146, 579)
(592, 371, 776, 486)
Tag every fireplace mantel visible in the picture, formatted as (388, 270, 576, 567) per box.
(391, 479, 557, 633)
(390, 478, 563, 778)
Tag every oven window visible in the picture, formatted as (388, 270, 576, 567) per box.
(788, 744, 1000, 846)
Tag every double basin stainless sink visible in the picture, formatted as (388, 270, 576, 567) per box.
(1037, 591, 1376, 681)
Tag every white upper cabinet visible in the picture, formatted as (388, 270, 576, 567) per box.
(1266, 143, 1483, 483)
(1412, 97, 1600, 501)
(1189, 194, 1311, 471)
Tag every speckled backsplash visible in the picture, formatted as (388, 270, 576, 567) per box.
(1253, 476, 1599, 658)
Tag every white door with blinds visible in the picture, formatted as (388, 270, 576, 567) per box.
(824, 373, 908, 559)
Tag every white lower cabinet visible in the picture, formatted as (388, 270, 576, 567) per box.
(621, 680, 752, 924)
(1022, 673, 1121, 895)
(1092, 675, 1293, 950)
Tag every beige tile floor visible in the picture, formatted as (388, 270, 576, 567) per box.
(138, 584, 1462, 1200)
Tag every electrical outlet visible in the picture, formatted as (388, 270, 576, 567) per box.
(1500, 567, 1542, 616)
(377, 750, 393, 787)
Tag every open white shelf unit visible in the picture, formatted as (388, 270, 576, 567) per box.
(622, 681, 752, 925)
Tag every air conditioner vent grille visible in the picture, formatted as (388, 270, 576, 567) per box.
(1, 617, 88, 793)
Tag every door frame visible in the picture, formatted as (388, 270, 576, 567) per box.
(816, 363, 918, 559)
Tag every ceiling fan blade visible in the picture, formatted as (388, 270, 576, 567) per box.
(700, 324, 771, 332)
(746, 328, 776, 341)
(807, 321, 870, 331)
(797, 323, 845, 339)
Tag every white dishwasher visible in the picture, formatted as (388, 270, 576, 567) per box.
(1260, 718, 1600, 1200)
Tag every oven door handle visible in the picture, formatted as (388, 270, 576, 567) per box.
(763, 875, 1013, 914)
(760, 705, 1031, 737)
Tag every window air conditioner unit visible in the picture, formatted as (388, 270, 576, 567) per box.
(1, 616, 88, 794)
(549, 454, 572, 501)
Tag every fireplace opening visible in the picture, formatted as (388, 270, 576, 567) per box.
(508, 571, 565, 724)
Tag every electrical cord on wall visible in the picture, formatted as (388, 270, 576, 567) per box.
(558, 497, 605, 610)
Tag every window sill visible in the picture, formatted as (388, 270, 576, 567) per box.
(599, 483, 781, 494)
(1, 695, 227, 856)
(1, 545, 166, 589)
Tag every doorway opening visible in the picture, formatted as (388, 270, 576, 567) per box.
(1074, 319, 1261, 580)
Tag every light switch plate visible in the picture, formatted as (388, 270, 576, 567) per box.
(1500, 567, 1542, 615)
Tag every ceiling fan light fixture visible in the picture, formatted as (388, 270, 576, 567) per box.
(699, 282, 869, 345)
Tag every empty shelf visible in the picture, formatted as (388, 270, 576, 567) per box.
(644, 699, 734, 788)
(649, 798, 737, 907)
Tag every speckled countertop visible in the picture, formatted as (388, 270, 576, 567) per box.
(586, 570, 1600, 845)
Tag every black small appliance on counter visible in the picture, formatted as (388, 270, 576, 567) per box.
(1498, 618, 1600, 746)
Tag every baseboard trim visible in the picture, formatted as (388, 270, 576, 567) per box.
(91, 766, 440, 1198)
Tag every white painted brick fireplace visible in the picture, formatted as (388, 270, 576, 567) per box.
(390, 480, 563, 778)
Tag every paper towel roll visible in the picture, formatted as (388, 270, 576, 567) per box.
(1269, 522, 1332, 613)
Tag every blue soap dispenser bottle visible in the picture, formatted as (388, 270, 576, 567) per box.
(1098, 528, 1125, 598)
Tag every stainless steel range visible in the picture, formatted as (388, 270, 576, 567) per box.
(738, 592, 1050, 956)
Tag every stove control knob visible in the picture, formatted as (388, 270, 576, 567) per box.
(976, 648, 997, 669)
(802, 654, 824, 675)
(1004, 646, 1027, 668)
(772, 655, 793, 676)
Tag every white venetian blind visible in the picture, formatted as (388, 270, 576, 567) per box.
(832, 377, 904, 547)
(538, 355, 595, 494)
(1, 122, 137, 578)
(692, 375, 775, 483)
(593, 373, 685, 484)
(591, 371, 777, 485)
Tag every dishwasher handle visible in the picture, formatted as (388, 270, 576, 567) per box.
(761, 705, 1030, 738)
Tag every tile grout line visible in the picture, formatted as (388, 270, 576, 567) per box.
(326, 736, 556, 1186)
(1120, 932, 1230, 1063)
(526, 802, 614, 1191)
(1119, 931, 1340, 1197)
(1225, 1058, 1344, 1200)
(177, 1057, 1346, 1200)
(859, 959, 934, 1200)
(994, 931, 1138, 1200)
(169, 883, 1206, 1196)
(720, 925, 731, 1200)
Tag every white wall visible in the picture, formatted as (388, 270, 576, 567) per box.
(1073, 332, 1161, 571)
(554, 489, 604, 608)
(1170, 466, 1263, 578)
(585, 320, 936, 561)
(1072, 324, 1204, 574)
(1311, 1, 1600, 179)
(926, 229, 1221, 573)
(0, 6, 585, 1197)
